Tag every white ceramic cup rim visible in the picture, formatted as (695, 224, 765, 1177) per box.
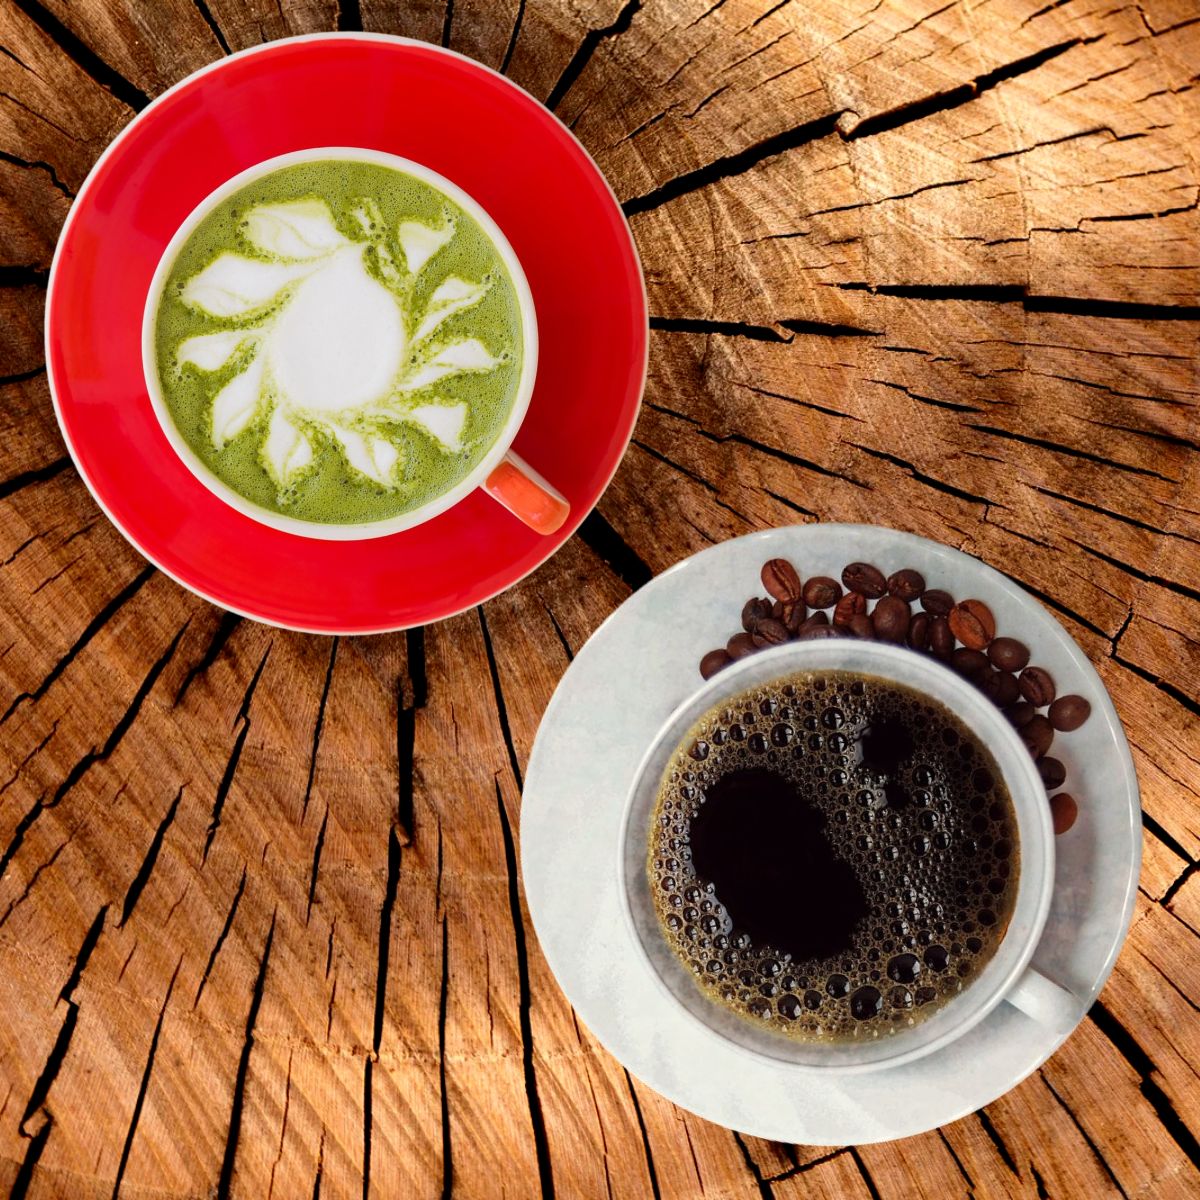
(618, 639, 1057, 1073)
(141, 145, 539, 541)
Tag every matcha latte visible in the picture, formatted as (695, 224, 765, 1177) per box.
(148, 155, 527, 527)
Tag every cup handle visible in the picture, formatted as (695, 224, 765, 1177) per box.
(483, 449, 570, 536)
(1004, 966, 1080, 1034)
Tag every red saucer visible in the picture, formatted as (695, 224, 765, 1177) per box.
(47, 35, 647, 633)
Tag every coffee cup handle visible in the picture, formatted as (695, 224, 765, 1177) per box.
(482, 449, 570, 536)
(1004, 966, 1080, 1034)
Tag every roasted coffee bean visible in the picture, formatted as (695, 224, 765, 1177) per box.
(991, 671, 1020, 707)
(1038, 757, 1067, 789)
(803, 576, 842, 609)
(952, 648, 990, 679)
(988, 637, 1030, 673)
(975, 669, 1004, 704)
(796, 612, 831, 637)
(908, 612, 930, 651)
(920, 589, 955, 616)
(1049, 695, 1091, 731)
(1018, 666, 1056, 707)
(797, 624, 843, 641)
(783, 601, 806, 635)
(887, 568, 926, 601)
(1005, 702, 1036, 729)
(756, 618, 789, 645)
(948, 599, 996, 650)
(847, 613, 875, 639)
(872, 596, 910, 642)
(762, 558, 802, 603)
(928, 615, 954, 659)
(700, 649, 732, 679)
(1020, 714, 1054, 759)
(770, 599, 786, 621)
(742, 597, 771, 633)
(727, 632, 758, 660)
(833, 591, 867, 627)
(842, 562, 887, 598)
(1049, 793, 1078, 834)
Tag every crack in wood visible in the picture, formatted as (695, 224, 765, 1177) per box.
(1071, 539, 1200, 606)
(191, 0, 231, 54)
(1031, 487, 1200, 546)
(765, 1147, 847, 1184)
(495, 778, 555, 1198)
(3, 563, 154, 725)
(851, 443, 994, 507)
(575, 511, 653, 591)
(10, 0, 151, 110)
(441, 0, 454, 47)
(546, 0, 642, 112)
(732, 1131, 775, 1198)
(264, 1056, 295, 1200)
(396, 626, 427, 841)
(306, 806, 329, 924)
(544, 606, 574, 663)
(778, 318, 880, 338)
(867, 378, 984, 414)
(976, 1108, 1020, 1176)
(175, 612, 242, 705)
(216, 910, 277, 1200)
(844, 37, 1097, 139)
(438, 915, 453, 1200)
(0, 456, 70, 503)
(766, 488, 819, 518)
(336, 0, 362, 33)
(0, 620, 187, 889)
(193, 866, 246, 1008)
(0, 148, 74, 197)
(631, 438, 753, 524)
(1088, 1001, 1200, 1171)
(111, 957, 182, 1200)
(119, 785, 183, 928)
(0, 266, 50, 287)
(0, 826, 69, 927)
(650, 314, 788, 341)
(10, 1119, 51, 1200)
(204, 644, 270, 861)
(937, 1128, 975, 1189)
(623, 111, 840, 215)
(478, 607, 527, 789)
(19, 905, 108, 1138)
(1041, 1070, 1130, 1197)
(622, 1070, 662, 1199)
(302, 638, 338, 822)
(500, 0, 526, 75)
(968, 424, 1176, 483)
(848, 1147, 884, 1200)
(362, 827, 402, 1199)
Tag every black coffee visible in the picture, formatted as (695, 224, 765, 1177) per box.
(648, 671, 1019, 1041)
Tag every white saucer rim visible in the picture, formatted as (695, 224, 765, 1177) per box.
(521, 523, 1141, 1141)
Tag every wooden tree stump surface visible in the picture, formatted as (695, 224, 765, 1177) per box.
(2, 0, 1199, 1196)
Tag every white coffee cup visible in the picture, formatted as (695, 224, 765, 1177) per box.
(142, 146, 568, 540)
(619, 639, 1078, 1073)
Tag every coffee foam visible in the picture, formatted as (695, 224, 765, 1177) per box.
(649, 670, 1020, 1043)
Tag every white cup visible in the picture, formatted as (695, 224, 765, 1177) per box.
(619, 639, 1079, 1073)
(142, 146, 568, 540)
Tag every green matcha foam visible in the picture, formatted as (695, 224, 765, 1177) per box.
(153, 159, 523, 525)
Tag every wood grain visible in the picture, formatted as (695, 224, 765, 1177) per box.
(1, 0, 1198, 1196)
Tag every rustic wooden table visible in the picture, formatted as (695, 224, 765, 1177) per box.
(2, 0, 1199, 1196)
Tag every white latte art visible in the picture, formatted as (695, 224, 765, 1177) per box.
(174, 198, 503, 488)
